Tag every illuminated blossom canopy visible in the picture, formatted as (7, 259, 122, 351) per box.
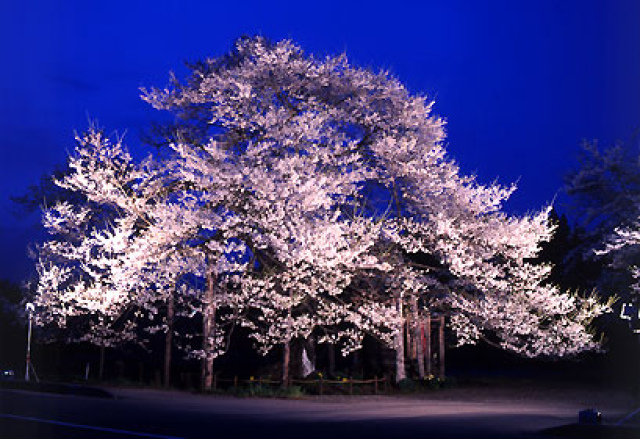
(598, 208, 640, 297)
(33, 37, 609, 382)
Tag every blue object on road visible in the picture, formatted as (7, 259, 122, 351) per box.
(578, 409, 601, 425)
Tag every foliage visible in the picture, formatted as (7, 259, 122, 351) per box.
(597, 209, 640, 299)
(565, 140, 640, 233)
(11, 164, 80, 217)
(0, 279, 23, 322)
(211, 383, 306, 399)
(565, 139, 640, 301)
(534, 210, 605, 292)
(0, 279, 26, 368)
(30, 37, 610, 382)
(398, 376, 454, 392)
(397, 377, 417, 392)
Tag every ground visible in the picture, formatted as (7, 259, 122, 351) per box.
(0, 380, 638, 438)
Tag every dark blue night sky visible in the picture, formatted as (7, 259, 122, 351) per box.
(1, 0, 639, 282)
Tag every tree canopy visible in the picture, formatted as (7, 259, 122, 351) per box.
(31, 37, 610, 384)
(565, 139, 640, 301)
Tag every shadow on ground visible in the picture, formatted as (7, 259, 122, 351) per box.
(543, 423, 640, 439)
(0, 379, 114, 398)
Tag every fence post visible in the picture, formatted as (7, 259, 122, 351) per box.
(319, 376, 324, 396)
(234, 375, 238, 388)
(349, 377, 353, 395)
(213, 374, 217, 391)
(374, 375, 378, 395)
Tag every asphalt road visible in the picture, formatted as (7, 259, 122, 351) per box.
(0, 387, 636, 439)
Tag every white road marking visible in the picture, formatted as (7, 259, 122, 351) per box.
(0, 413, 185, 438)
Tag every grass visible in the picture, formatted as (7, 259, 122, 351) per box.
(204, 384, 306, 399)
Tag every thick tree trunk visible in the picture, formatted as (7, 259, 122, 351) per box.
(301, 337, 315, 377)
(282, 339, 291, 387)
(413, 299, 425, 379)
(395, 296, 406, 383)
(202, 265, 217, 391)
(407, 316, 415, 360)
(163, 291, 174, 389)
(307, 336, 316, 367)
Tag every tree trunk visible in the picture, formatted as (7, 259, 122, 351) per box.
(282, 339, 291, 387)
(425, 315, 432, 377)
(395, 295, 406, 383)
(301, 337, 315, 377)
(327, 342, 336, 376)
(438, 315, 445, 379)
(99, 345, 105, 381)
(306, 336, 316, 367)
(202, 265, 217, 391)
(351, 350, 360, 377)
(407, 315, 415, 360)
(282, 309, 292, 387)
(413, 299, 425, 379)
(163, 291, 174, 389)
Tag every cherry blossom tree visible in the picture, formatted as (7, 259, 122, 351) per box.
(33, 127, 244, 387)
(152, 79, 393, 383)
(34, 129, 150, 343)
(31, 36, 611, 388)
(143, 36, 610, 382)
